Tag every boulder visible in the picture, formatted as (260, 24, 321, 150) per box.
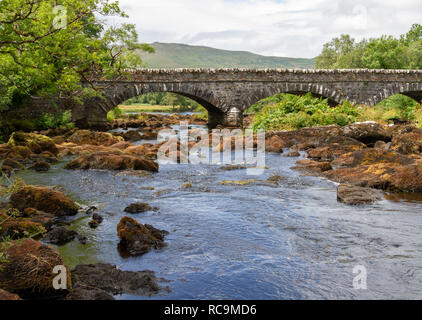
(390, 127, 422, 155)
(67, 263, 168, 300)
(29, 161, 51, 172)
(124, 203, 157, 214)
(65, 152, 159, 172)
(117, 217, 168, 257)
(8, 132, 59, 156)
(306, 136, 366, 161)
(43, 227, 78, 246)
(339, 122, 391, 146)
(331, 148, 414, 169)
(265, 135, 285, 153)
(67, 130, 123, 146)
(337, 183, 383, 205)
(0, 212, 46, 240)
(10, 185, 79, 217)
(325, 163, 422, 193)
(0, 239, 70, 297)
(292, 159, 332, 174)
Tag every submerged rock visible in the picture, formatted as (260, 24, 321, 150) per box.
(124, 203, 157, 214)
(117, 217, 168, 257)
(29, 161, 51, 172)
(10, 185, 79, 217)
(337, 183, 383, 205)
(67, 263, 169, 300)
(65, 152, 159, 172)
(0, 239, 70, 298)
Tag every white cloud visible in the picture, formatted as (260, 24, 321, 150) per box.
(111, 0, 422, 58)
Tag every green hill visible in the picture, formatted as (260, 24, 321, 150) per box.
(139, 42, 314, 69)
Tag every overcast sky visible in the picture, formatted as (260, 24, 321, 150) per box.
(114, 0, 422, 58)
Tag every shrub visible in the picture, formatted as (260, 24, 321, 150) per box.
(36, 110, 74, 130)
(107, 106, 124, 122)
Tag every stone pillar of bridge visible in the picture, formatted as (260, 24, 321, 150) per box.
(223, 107, 243, 127)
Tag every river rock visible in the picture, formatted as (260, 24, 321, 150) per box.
(10, 185, 79, 217)
(65, 152, 159, 172)
(337, 184, 383, 205)
(124, 203, 156, 214)
(67, 130, 123, 146)
(390, 127, 422, 155)
(29, 161, 51, 172)
(117, 217, 168, 257)
(7, 132, 59, 156)
(66, 263, 169, 300)
(0, 239, 70, 298)
(292, 159, 332, 174)
(265, 135, 285, 153)
(0, 212, 46, 240)
(284, 150, 300, 157)
(331, 148, 415, 169)
(43, 227, 78, 246)
(339, 122, 391, 146)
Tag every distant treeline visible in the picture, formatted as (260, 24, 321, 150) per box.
(121, 92, 201, 110)
(315, 24, 422, 69)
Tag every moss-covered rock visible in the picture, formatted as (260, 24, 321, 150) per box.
(0, 239, 71, 298)
(65, 152, 159, 172)
(117, 217, 168, 257)
(10, 185, 79, 217)
(67, 130, 123, 146)
(8, 132, 59, 156)
(0, 212, 46, 240)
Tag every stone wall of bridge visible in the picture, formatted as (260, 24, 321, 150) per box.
(13, 69, 422, 128)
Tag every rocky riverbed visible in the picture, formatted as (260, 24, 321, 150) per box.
(1, 114, 422, 299)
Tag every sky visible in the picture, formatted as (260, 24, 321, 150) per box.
(113, 0, 422, 58)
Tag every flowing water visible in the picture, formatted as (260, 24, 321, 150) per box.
(15, 123, 422, 300)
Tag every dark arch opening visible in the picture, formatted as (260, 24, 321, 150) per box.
(402, 91, 422, 104)
(109, 91, 225, 128)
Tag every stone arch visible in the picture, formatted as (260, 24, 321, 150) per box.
(242, 83, 346, 111)
(370, 82, 422, 106)
(94, 82, 226, 127)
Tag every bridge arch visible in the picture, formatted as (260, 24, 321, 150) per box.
(96, 82, 226, 127)
(371, 82, 422, 105)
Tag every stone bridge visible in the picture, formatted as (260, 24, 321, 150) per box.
(71, 68, 422, 127)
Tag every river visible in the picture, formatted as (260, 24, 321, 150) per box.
(15, 122, 422, 300)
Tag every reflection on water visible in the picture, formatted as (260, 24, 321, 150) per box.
(15, 124, 422, 300)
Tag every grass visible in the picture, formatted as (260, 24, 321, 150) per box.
(119, 104, 182, 113)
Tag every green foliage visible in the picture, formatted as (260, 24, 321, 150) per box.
(315, 24, 422, 69)
(36, 110, 75, 129)
(121, 92, 201, 112)
(107, 106, 124, 122)
(251, 93, 422, 131)
(0, 0, 154, 112)
(252, 93, 359, 130)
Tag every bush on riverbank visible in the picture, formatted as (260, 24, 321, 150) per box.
(251, 93, 422, 131)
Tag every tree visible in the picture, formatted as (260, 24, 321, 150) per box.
(315, 24, 422, 70)
(0, 0, 154, 112)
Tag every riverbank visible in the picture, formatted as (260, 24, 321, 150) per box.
(1, 113, 422, 299)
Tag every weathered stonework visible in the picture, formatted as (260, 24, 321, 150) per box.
(27, 69, 422, 127)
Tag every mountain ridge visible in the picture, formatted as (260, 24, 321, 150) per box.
(139, 42, 314, 69)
